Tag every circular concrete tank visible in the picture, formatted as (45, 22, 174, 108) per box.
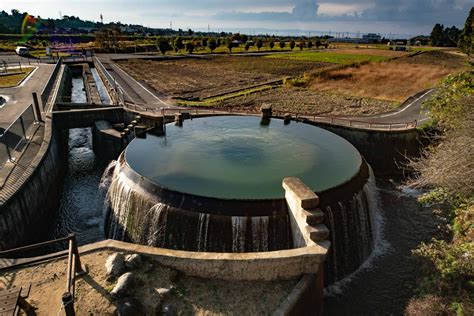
(104, 116, 377, 283)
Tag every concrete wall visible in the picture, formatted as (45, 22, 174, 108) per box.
(273, 269, 325, 316)
(52, 107, 125, 130)
(304, 121, 422, 176)
(0, 114, 63, 251)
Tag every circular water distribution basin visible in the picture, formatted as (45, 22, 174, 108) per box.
(124, 115, 362, 200)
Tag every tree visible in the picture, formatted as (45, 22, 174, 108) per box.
(174, 37, 185, 52)
(208, 38, 217, 52)
(241, 34, 248, 43)
(185, 42, 194, 54)
(290, 40, 296, 50)
(307, 40, 313, 49)
(226, 38, 233, 53)
(202, 38, 208, 48)
(458, 7, 473, 55)
(315, 40, 322, 49)
(324, 43, 329, 49)
(298, 40, 306, 50)
(157, 39, 171, 55)
(431, 23, 444, 46)
(279, 41, 286, 50)
(245, 42, 250, 51)
(256, 39, 263, 51)
(269, 40, 275, 50)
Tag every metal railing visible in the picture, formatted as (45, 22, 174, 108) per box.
(0, 234, 85, 316)
(158, 107, 417, 130)
(40, 58, 63, 109)
(94, 57, 124, 106)
(0, 105, 38, 169)
(272, 110, 418, 131)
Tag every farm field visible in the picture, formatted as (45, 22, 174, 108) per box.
(117, 56, 331, 100)
(217, 86, 398, 116)
(264, 48, 406, 64)
(308, 50, 469, 102)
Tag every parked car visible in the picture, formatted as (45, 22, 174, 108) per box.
(15, 46, 29, 56)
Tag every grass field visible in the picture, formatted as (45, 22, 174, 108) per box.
(264, 49, 403, 64)
(308, 50, 468, 102)
(0, 67, 34, 87)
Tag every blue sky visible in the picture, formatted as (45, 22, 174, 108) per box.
(1, 0, 471, 37)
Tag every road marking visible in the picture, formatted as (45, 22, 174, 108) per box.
(18, 66, 39, 87)
(377, 89, 434, 118)
(112, 64, 171, 107)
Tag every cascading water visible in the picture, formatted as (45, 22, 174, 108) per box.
(323, 168, 381, 284)
(103, 157, 291, 252)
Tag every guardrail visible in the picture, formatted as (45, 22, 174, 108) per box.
(272, 110, 417, 131)
(0, 105, 38, 169)
(157, 107, 417, 131)
(40, 58, 63, 110)
(93, 57, 124, 106)
(0, 234, 86, 316)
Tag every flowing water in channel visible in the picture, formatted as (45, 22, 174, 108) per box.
(324, 180, 441, 315)
(49, 75, 109, 246)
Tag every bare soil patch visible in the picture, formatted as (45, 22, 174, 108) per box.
(218, 86, 397, 116)
(117, 56, 330, 100)
(0, 250, 297, 315)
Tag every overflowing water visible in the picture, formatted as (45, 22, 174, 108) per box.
(324, 180, 441, 314)
(104, 158, 292, 252)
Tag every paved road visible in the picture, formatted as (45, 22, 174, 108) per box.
(343, 89, 435, 125)
(0, 64, 54, 129)
(98, 56, 173, 108)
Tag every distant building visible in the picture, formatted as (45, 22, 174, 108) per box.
(328, 33, 382, 44)
(362, 33, 382, 44)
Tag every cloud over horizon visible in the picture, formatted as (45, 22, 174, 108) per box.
(1, 0, 471, 35)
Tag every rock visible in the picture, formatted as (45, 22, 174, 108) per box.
(169, 269, 182, 283)
(106, 253, 125, 277)
(162, 303, 178, 316)
(111, 272, 135, 299)
(114, 297, 145, 316)
(155, 287, 173, 299)
(124, 254, 143, 270)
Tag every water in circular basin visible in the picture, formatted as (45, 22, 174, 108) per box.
(125, 116, 362, 199)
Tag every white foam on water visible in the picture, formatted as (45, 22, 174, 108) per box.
(325, 168, 390, 297)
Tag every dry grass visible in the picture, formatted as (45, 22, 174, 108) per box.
(218, 86, 397, 116)
(0, 67, 34, 87)
(409, 96, 474, 197)
(325, 48, 407, 58)
(308, 50, 468, 102)
(310, 62, 454, 102)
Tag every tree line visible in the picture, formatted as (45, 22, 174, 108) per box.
(430, 7, 473, 55)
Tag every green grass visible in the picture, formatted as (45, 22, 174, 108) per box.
(264, 51, 391, 64)
(0, 67, 34, 87)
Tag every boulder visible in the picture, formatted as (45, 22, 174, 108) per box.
(106, 253, 125, 277)
(124, 254, 143, 270)
(114, 297, 145, 316)
(155, 287, 173, 299)
(111, 272, 135, 299)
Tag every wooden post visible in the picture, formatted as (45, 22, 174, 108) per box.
(62, 292, 75, 316)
